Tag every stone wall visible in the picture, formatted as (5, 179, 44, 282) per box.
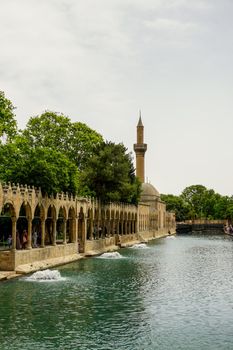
(176, 222, 225, 235)
(14, 243, 78, 268)
(0, 250, 15, 271)
(85, 237, 117, 255)
(0, 182, 176, 271)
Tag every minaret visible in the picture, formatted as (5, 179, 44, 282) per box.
(133, 112, 147, 183)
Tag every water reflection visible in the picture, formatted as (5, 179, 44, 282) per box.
(1, 235, 233, 349)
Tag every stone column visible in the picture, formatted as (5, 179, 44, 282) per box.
(52, 219, 57, 246)
(96, 220, 100, 239)
(101, 219, 105, 238)
(73, 217, 78, 243)
(63, 219, 67, 244)
(112, 219, 115, 236)
(107, 220, 111, 237)
(89, 218, 93, 241)
(82, 218, 87, 253)
(41, 219, 45, 247)
(12, 217, 17, 250)
(27, 218, 32, 249)
(71, 218, 77, 243)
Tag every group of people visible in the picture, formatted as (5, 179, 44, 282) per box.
(16, 230, 29, 249)
(14, 229, 39, 249)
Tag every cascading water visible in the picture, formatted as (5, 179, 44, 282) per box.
(25, 269, 66, 282)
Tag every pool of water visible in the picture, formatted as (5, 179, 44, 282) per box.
(1, 235, 233, 349)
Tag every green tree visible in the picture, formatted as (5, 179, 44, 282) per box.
(79, 141, 141, 204)
(23, 111, 103, 169)
(0, 91, 17, 143)
(214, 195, 233, 220)
(160, 194, 190, 222)
(225, 198, 233, 221)
(181, 185, 208, 219)
(162, 185, 233, 221)
(202, 189, 218, 219)
(0, 140, 79, 195)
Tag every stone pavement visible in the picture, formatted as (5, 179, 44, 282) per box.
(0, 271, 21, 281)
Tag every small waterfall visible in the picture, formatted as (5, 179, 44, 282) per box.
(98, 252, 124, 259)
(25, 269, 65, 282)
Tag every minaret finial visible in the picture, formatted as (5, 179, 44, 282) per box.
(138, 110, 143, 127)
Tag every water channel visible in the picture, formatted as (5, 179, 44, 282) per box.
(1, 234, 233, 350)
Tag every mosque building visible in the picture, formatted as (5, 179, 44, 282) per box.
(134, 114, 173, 235)
(0, 115, 175, 273)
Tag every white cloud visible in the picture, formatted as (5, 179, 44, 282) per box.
(144, 18, 197, 31)
(1, 0, 233, 195)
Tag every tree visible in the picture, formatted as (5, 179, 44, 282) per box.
(0, 91, 17, 143)
(181, 185, 208, 219)
(214, 195, 233, 220)
(23, 111, 103, 169)
(160, 194, 190, 222)
(162, 185, 233, 221)
(202, 189, 218, 219)
(79, 141, 141, 204)
(0, 140, 79, 195)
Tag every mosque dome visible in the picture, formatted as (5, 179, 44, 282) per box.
(140, 182, 160, 202)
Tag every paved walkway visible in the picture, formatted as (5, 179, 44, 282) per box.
(0, 254, 84, 281)
(0, 271, 21, 281)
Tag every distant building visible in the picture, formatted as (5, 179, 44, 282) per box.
(134, 113, 175, 237)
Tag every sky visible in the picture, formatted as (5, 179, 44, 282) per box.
(1, 0, 233, 196)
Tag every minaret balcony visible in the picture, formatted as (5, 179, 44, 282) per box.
(133, 144, 147, 152)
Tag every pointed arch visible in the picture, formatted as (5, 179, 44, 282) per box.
(0, 202, 16, 251)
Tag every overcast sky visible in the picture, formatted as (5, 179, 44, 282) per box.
(1, 0, 233, 196)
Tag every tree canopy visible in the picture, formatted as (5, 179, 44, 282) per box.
(0, 91, 17, 143)
(0, 93, 141, 203)
(161, 184, 233, 221)
(22, 111, 103, 169)
(79, 141, 141, 204)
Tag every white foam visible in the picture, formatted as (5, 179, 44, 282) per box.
(25, 269, 65, 282)
(98, 252, 124, 259)
(130, 243, 149, 249)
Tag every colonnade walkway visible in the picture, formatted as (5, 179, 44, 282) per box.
(0, 183, 176, 271)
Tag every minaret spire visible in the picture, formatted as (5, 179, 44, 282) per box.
(138, 110, 143, 126)
(134, 111, 147, 183)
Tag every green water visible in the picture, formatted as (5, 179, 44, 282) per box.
(1, 235, 233, 350)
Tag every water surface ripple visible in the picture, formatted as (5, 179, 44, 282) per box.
(1, 235, 233, 349)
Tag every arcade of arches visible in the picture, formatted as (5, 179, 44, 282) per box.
(0, 183, 175, 271)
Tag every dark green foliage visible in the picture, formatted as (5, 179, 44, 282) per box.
(22, 111, 103, 169)
(162, 185, 233, 221)
(0, 91, 17, 143)
(0, 93, 140, 202)
(0, 140, 79, 195)
(79, 141, 141, 204)
(160, 194, 189, 222)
